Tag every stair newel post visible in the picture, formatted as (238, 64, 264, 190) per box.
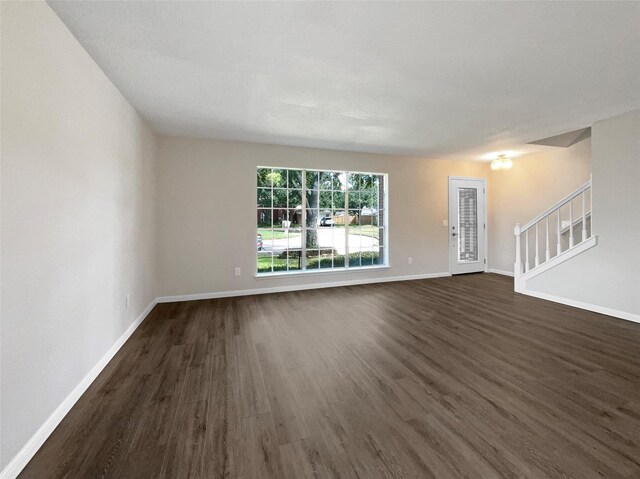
(514, 223, 522, 290)
(569, 200, 574, 248)
(534, 223, 539, 267)
(545, 216, 550, 262)
(557, 209, 562, 256)
(582, 190, 588, 241)
(513, 223, 522, 292)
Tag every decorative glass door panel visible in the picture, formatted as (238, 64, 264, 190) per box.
(448, 178, 486, 274)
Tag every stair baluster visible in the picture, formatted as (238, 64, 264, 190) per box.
(557, 210, 562, 256)
(535, 223, 539, 267)
(569, 200, 574, 248)
(582, 191, 588, 242)
(525, 229, 530, 272)
(545, 216, 550, 262)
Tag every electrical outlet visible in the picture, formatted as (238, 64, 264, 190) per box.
(408, 257, 413, 265)
(235, 267, 241, 276)
(125, 295, 130, 309)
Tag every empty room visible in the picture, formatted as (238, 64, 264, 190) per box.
(2, 1, 640, 478)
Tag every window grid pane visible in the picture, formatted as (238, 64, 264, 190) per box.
(258, 168, 386, 274)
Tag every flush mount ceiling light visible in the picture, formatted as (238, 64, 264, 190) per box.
(491, 154, 512, 171)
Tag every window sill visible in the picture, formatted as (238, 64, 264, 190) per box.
(255, 264, 390, 279)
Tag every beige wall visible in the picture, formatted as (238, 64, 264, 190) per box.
(157, 136, 488, 297)
(488, 139, 592, 273)
(156, 135, 595, 296)
(526, 110, 640, 316)
(1, 1, 157, 468)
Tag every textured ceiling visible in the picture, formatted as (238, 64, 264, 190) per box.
(48, 1, 640, 159)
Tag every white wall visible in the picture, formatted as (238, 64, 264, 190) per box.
(488, 139, 592, 273)
(1, 1, 157, 469)
(157, 136, 488, 297)
(526, 110, 640, 317)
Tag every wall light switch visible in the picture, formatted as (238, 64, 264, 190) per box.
(235, 267, 241, 276)
(442, 219, 448, 227)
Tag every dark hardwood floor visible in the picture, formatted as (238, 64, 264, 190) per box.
(19, 273, 640, 478)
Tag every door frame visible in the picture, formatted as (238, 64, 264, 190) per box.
(448, 176, 487, 275)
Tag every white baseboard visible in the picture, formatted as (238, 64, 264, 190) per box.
(520, 288, 640, 324)
(156, 271, 451, 303)
(486, 268, 514, 277)
(0, 299, 158, 479)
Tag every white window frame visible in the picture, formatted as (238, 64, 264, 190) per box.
(256, 166, 389, 276)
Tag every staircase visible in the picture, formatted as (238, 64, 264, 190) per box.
(514, 179, 598, 292)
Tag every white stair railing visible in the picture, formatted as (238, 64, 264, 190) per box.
(514, 179, 592, 281)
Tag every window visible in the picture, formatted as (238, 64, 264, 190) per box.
(257, 167, 387, 275)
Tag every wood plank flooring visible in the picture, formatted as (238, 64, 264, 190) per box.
(19, 273, 640, 478)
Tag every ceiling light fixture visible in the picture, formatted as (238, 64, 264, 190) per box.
(491, 154, 512, 171)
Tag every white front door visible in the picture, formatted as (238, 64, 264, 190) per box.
(448, 177, 486, 275)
